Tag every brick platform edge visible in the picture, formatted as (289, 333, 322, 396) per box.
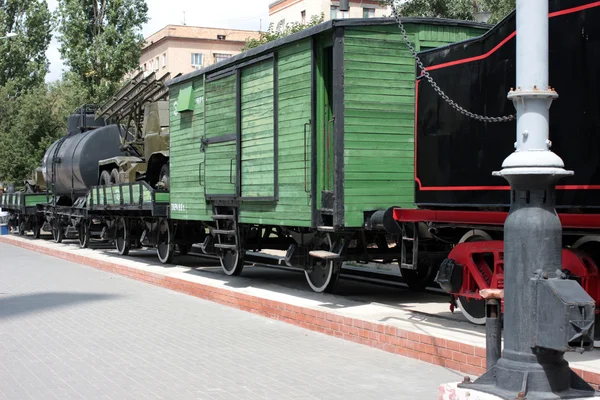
(3, 236, 599, 390)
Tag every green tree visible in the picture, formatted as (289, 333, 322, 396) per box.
(243, 13, 325, 51)
(56, 0, 149, 102)
(0, 0, 52, 89)
(0, 75, 89, 184)
(385, 0, 515, 24)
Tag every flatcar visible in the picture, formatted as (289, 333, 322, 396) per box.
(392, 0, 600, 326)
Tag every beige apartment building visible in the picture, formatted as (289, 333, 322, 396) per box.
(269, 0, 391, 25)
(138, 25, 261, 79)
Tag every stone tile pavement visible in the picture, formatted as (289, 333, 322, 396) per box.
(0, 243, 463, 399)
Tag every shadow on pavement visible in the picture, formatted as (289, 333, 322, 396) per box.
(0, 292, 120, 319)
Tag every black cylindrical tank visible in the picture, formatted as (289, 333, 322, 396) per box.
(42, 124, 126, 199)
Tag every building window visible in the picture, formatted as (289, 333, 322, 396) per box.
(214, 53, 231, 63)
(330, 5, 348, 19)
(143, 63, 147, 71)
(217, 34, 226, 40)
(162, 53, 166, 68)
(363, 7, 375, 18)
(191, 53, 203, 68)
(155, 57, 159, 71)
(149, 59, 153, 71)
(301, 10, 306, 23)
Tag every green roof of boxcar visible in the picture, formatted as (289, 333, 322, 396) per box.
(167, 17, 490, 88)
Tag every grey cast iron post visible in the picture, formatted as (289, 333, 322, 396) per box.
(459, 0, 597, 398)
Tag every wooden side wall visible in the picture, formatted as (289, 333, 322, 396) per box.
(205, 75, 237, 197)
(169, 80, 212, 221)
(342, 24, 485, 227)
(240, 60, 275, 199)
(238, 40, 313, 226)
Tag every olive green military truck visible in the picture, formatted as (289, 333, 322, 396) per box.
(95, 71, 179, 190)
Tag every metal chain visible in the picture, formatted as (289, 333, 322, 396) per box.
(388, 1, 516, 123)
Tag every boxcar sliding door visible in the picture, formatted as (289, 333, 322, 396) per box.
(239, 57, 276, 200)
(203, 72, 238, 199)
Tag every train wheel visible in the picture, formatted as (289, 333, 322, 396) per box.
(156, 219, 174, 264)
(401, 257, 437, 292)
(32, 218, 41, 239)
(52, 224, 63, 244)
(18, 220, 26, 236)
(99, 170, 111, 186)
(115, 218, 130, 256)
(79, 220, 91, 249)
(457, 296, 486, 325)
(305, 260, 341, 293)
(110, 169, 120, 184)
(177, 244, 192, 255)
(455, 229, 493, 325)
(220, 248, 244, 276)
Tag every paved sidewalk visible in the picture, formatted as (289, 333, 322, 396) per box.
(0, 243, 462, 400)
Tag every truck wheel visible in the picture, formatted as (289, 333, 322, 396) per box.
(110, 168, 120, 184)
(99, 170, 111, 186)
(158, 164, 170, 191)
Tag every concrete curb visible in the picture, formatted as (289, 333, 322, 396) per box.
(2, 235, 599, 389)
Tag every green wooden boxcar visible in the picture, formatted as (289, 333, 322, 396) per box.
(166, 18, 488, 292)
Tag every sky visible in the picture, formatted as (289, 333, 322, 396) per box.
(45, 0, 272, 82)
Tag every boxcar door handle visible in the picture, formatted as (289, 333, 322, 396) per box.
(229, 158, 235, 184)
(326, 118, 335, 189)
(304, 121, 310, 193)
(199, 162, 204, 186)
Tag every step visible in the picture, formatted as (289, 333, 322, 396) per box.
(212, 214, 235, 220)
(214, 243, 237, 250)
(402, 237, 415, 242)
(309, 250, 340, 260)
(317, 226, 335, 232)
(400, 263, 416, 270)
(213, 229, 236, 235)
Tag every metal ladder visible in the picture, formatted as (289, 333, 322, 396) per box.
(211, 206, 239, 252)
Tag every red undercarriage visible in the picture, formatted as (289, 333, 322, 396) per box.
(393, 209, 600, 314)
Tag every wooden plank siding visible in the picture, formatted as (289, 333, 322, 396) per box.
(240, 60, 275, 199)
(169, 80, 212, 221)
(204, 74, 237, 197)
(166, 21, 486, 227)
(238, 40, 313, 226)
(342, 24, 485, 227)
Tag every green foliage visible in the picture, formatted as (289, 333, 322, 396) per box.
(384, 0, 515, 24)
(0, 0, 52, 89)
(56, 0, 149, 102)
(0, 76, 89, 184)
(243, 13, 325, 51)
